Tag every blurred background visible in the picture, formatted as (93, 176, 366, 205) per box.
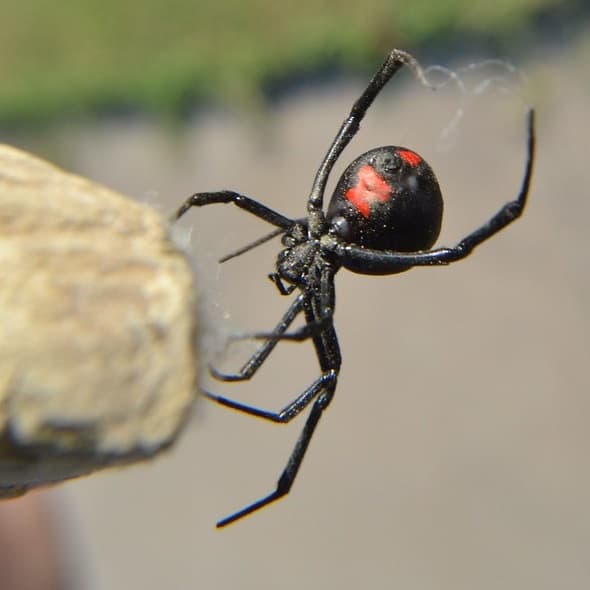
(1, 0, 589, 588)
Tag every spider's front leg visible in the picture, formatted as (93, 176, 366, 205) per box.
(172, 190, 294, 229)
(173, 190, 309, 382)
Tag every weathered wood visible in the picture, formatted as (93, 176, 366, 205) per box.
(0, 145, 198, 496)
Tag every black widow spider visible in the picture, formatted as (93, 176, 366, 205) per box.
(173, 49, 536, 528)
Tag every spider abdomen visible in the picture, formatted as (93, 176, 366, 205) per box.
(327, 146, 443, 253)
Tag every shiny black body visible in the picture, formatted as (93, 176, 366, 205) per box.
(328, 146, 443, 254)
(173, 49, 536, 528)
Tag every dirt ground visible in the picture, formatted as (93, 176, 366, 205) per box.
(7, 38, 590, 589)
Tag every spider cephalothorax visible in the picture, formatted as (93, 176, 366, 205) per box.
(173, 49, 535, 528)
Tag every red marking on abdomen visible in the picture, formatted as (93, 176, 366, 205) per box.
(345, 165, 391, 218)
(398, 150, 422, 167)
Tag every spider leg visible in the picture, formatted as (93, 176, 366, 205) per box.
(307, 265, 341, 372)
(339, 109, 536, 274)
(213, 284, 336, 383)
(228, 311, 334, 343)
(210, 292, 307, 382)
(172, 190, 294, 229)
(208, 267, 339, 412)
(215, 267, 341, 528)
(269, 272, 297, 295)
(307, 49, 418, 236)
(215, 379, 335, 528)
(219, 227, 286, 263)
(203, 369, 336, 423)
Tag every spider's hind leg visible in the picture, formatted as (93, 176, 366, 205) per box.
(214, 272, 341, 528)
(214, 374, 337, 528)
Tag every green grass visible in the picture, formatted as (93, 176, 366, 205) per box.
(0, 0, 567, 126)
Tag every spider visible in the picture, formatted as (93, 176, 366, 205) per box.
(173, 49, 536, 528)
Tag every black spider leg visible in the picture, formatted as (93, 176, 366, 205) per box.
(172, 190, 293, 230)
(212, 299, 334, 384)
(207, 266, 341, 528)
(243, 313, 334, 342)
(307, 49, 416, 237)
(220, 218, 308, 264)
(172, 190, 309, 383)
(211, 292, 307, 382)
(339, 109, 536, 274)
(219, 227, 285, 263)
